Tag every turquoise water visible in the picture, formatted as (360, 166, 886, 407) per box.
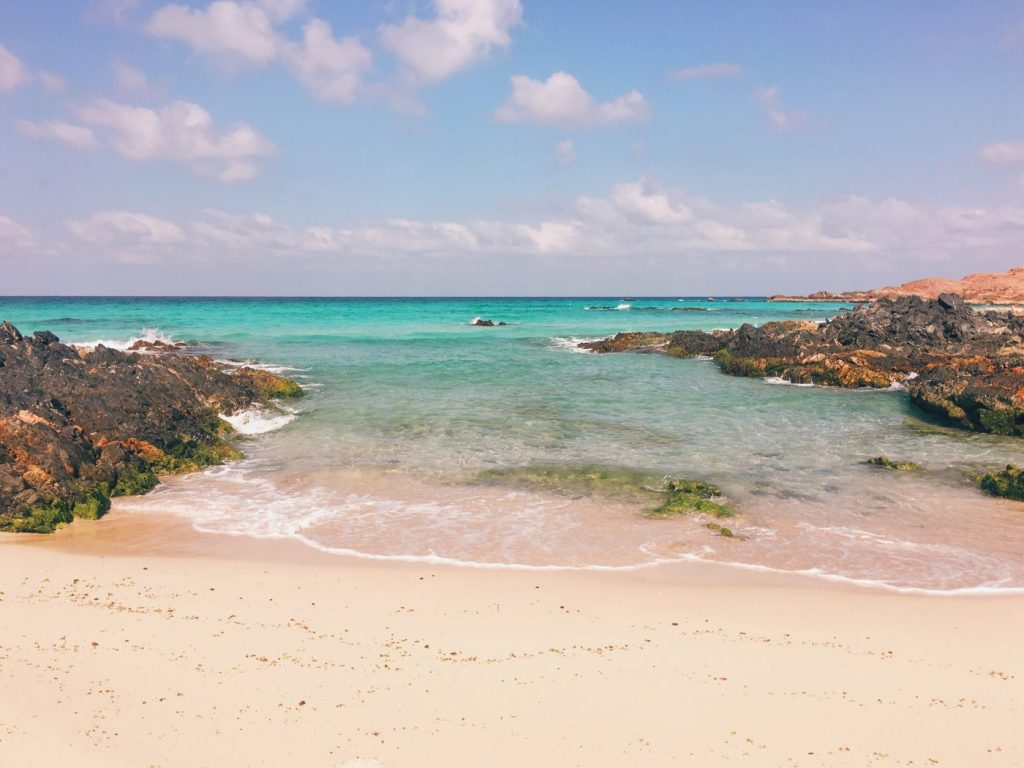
(3, 296, 1024, 592)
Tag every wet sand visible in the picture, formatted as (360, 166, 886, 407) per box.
(1, 508, 1021, 767)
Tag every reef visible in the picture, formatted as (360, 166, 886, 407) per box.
(581, 294, 1024, 437)
(0, 321, 301, 533)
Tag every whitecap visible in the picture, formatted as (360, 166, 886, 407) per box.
(71, 327, 182, 352)
(219, 404, 296, 435)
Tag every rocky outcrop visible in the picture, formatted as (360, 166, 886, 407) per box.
(581, 295, 1024, 436)
(0, 323, 302, 532)
(770, 267, 1024, 305)
(471, 318, 508, 327)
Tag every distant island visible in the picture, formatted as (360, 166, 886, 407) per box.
(769, 267, 1024, 305)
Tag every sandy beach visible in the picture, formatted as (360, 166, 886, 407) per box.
(0, 509, 1020, 767)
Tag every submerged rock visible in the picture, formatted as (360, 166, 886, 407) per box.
(476, 464, 737, 522)
(979, 465, 1024, 501)
(866, 456, 923, 472)
(0, 323, 302, 532)
(582, 295, 1024, 436)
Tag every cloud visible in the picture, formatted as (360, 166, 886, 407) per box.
(981, 140, 1024, 165)
(0, 43, 30, 92)
(494, 72, 651, 129)
(67, 211, 186, 245)
(16, 119, 98, 148)
(71, 98, 276, 182)
(0, 214, 32, 246)
(379, 0, 523, 84)
(671, 62, 744, 80)
(8, 180, 1019, 279)
(113, 63, 161, 96)
(282, 19, 372, 103)
(556, 139, 577, 166)
(145, 1, 292, 65)
(91, 0, 142, 25)
(36, 70, 66, 93)
(754, 85, 807, 132)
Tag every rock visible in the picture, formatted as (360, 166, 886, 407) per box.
(979, 465, 1024, 501)
(582, 295, 1024, 436)
(866, 456, 923, 472)
(129, 338, 186, 352)
(471, 318, 508, 327)
(0, 322, 302, 532)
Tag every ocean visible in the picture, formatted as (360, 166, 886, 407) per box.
(4, 295, 1024, 593)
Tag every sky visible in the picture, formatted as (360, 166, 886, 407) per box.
(0, 0, 1023, 296)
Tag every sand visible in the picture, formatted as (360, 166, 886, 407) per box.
(1, 510, 1021, 767)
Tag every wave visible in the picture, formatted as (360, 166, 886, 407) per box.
(549, 337, 602, 354)
(763, 376, 815, 387)
(70, 327, 182, 352)
(215, 358, 309, 375)
(219, 403, 297, 435)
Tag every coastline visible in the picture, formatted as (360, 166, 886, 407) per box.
(2, 507, 1022, 767)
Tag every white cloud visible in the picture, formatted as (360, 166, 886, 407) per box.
(15, 180, 1024, 275)
(283, 19, 372, 103)
(113, 63, 159, 96)
(755, 85, 807, 132)
(67, 211, 186, 245)
(0, 43, 29, 92)
(380, 0, 522, 84)
(145, 1, 284, 65)
(16, 119, 98, 149)
(556, 139, 577, 166)
(74, 98, 276, 182)
(494, 72, 651, 129)
(36, 70, 66, 93)
(671, 62, 744, 80)
(0, 214, 32, 245)
(981, 140, 1024, 165)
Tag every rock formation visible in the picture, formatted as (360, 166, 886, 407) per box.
(0, 322, 301, 532)
(581, 295, 1024, 436)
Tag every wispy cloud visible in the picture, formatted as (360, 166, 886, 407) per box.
(754, 85, 808, 132)
(671, 62, 743, 80)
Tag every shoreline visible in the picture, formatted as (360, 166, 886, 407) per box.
(7, 504, 1024, 598)
(2, 505, 1021, 766)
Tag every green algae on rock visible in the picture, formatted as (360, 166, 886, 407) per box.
(0, 321, 302, 533)
(979, 465, 1024, 501)
(476, 464, 736, 521)
(866, 456, 923, 472)
(649, 478, 734, 519)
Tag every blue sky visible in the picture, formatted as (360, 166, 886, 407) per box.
(0, 0, 1023, 295)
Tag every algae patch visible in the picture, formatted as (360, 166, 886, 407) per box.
(475, 464, 736, 520)
(979, 465, 1024, 501)
(866, 456, 923, 472)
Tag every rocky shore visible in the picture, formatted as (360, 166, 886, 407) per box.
(0, 321, 301, 532)
(582, 294, 1024, 437)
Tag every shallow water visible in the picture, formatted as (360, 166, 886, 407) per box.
(4, 296, 1024, 592)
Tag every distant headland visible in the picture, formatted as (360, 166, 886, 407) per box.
(769, 267, 1024, 305)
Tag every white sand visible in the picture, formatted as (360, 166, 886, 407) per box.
(0, 511, 1021, 767)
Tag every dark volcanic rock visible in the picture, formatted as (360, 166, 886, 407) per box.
(581, 296, 1024, 435)
(0, 324, 302, 532)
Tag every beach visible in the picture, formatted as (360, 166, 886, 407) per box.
(2, 508, 1021, 767)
